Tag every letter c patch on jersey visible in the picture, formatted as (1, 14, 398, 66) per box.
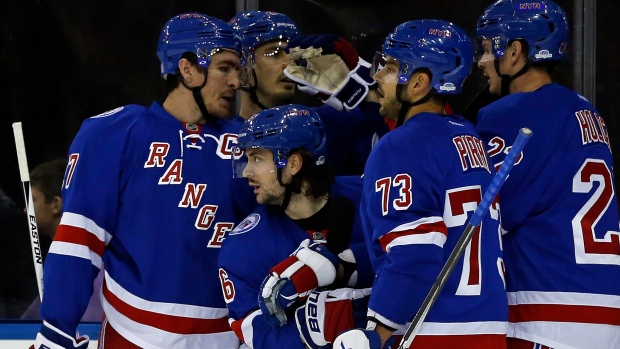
(230, 213, 260, 236)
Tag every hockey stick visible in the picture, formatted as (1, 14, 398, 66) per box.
(397, 127, 532, 349)
(12, 122, 44, 300)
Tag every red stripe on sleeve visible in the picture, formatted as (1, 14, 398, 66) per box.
(55, 224, 106, 257)
(379, 221, 448, 252)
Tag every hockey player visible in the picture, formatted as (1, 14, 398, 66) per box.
(475, 1, 620, 348)
(219, 104, 375, 349)
(228, 10, 389, 176)
(333, 20, 508, 348)
(32, 13, 255, 348)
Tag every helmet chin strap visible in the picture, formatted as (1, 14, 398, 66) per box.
(276, 168, 294, 211)
(494, 59, 530, 97)
(179, 69, 216, 123)
(249, 70, 268, 110)
(395, 84, 433, 128)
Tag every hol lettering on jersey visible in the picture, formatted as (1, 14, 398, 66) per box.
(575, 109, 610, 149)
(452, 135, 491, 173)
(142, 132, 240, 248)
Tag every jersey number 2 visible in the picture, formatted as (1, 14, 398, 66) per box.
(572, 159, 620, 265)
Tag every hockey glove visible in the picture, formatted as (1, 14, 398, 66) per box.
(333, 329, 383, 349)
(284, 35, 375, 111)
(31, 321, 89, 349)
(259, 239, 339, 327)
(295, 288, 371, 349)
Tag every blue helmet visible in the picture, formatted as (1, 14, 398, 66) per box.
(228, 11, 299, 57)
(476, 0, 569, 62)
(237, 104, 326, 169)
(157, 13, 243, 77)
(378, 19, 474, 94)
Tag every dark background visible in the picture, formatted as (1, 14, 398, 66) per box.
(0, 1, 618, 318)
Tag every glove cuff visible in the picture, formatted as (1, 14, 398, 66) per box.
(329, 75, 370, 111)
(330, 58, 375, 111)
(296, 302, 330, 349)
(36, 321, 89, 349)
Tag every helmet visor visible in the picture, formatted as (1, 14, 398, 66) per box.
(239, 40, 292, 90)
(371, 52, 414, 85)
(232, 146, 278, 178)
(475, 36, 507, 62)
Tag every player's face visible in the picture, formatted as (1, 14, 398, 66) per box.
(243, 148, 286, 205)
(252, 40, 296, 107)
(201, 50, 242, 118)
(374, 59, 402, 121)
(477, 39, 502, 96)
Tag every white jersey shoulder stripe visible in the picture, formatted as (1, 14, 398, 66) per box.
(48, 241, 103, 269)
(385, 232, 448, 252)
(61, 212, 112, 244)
(391, 216, 444, 233)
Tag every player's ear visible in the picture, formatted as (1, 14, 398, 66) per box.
(409, 72, 430, 94)
(287, 153, 303, 176)
(510, 41, 525, 60)
(178, 58, 196, 82)
(51, 196, 62, 216)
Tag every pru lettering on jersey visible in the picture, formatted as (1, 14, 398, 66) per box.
(575, 109, 610, 149)
(452, 135, 491, 173)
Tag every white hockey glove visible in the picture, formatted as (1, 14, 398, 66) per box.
(284, 35, 375, 111)
(259, 239, 339, 327)
(31, 321, 89, 349)
(333, 329, 383, 349)
(295, 288, 371, 349)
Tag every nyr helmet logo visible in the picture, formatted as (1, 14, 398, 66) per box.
(230, 213, 260, 235)
(428, 28, 452, 38)
(517, 2, 545, 10)
(535, 50, 553, 59)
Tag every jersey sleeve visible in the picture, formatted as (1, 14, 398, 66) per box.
(219, 226, 306, 349)
(361, 132, 448, 328)
(219, 265, 305, 349)
(41, 108, 135, 336)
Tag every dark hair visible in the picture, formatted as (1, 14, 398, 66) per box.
(162, 52, 200, 96)
(512, 39, 562, 80)
(288, 148, 333, 199)
(414, 67, 448, 105)
(30, 158, 68, 202)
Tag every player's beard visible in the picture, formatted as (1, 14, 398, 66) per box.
(255, 178, 287, 206)
(379, 93, 402, 121)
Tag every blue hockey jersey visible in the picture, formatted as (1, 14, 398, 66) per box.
(218, 177, 373, 349)
(361, 112, 508, 347)
(477, 83, 620, 349)
(42, 102, 256, 348)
